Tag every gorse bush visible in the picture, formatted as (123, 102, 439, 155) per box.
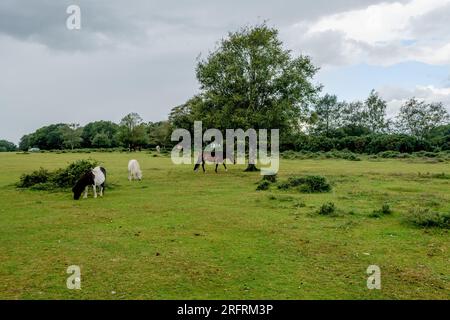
(278, 175, 332, 193)
(405, 207, 450, 229)
(17, 159, 99, 190)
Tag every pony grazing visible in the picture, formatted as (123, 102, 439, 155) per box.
(128, 159, 142, 181)
(72, 166, 106, 200)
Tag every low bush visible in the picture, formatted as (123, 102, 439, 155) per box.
(17, 168, 52, 188)
(318, 202, 337, 216)
(370, 203, 392, 218)
(263, 174, 278, 183)
(17, 159, 99, 190)
(52, 159, 98, 188)
(256, 180, 271, 191)
(405, 207, 450, 229)
(278, 175, 332, 193)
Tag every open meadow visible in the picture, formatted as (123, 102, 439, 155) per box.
(0, 152, 448, 299)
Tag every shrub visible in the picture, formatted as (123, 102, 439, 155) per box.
(17, 168, 52, 188)
(263, 174, 277, 183)
(405, 207, 450, 229)
(256, 181, 271, 191)
(318, 202, 337, 216)
(17, 159, 99, 190)
(52, 159, 98, 188)
(370, 203, 392, 218)
(277, 175, 332, 193)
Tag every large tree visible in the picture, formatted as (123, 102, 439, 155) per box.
(396, 98, 449, 139)
(190, 24, 320, 170)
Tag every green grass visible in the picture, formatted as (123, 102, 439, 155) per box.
(0, 152, 449, 299)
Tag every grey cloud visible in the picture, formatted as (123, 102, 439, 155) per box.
(0, 0, 409, 51)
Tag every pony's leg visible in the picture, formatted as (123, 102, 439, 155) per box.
(202, 161, 206, 173)
(99, 184, 104, 197)
(93, 185, 97, 198)
(215, 164, 218, 173)
(194, 164, 200, 172)
(128, 171, 132, 181)
(83, 186, 88, 199)
(223, 163, 228, 172)
(101, 183, 105, 195)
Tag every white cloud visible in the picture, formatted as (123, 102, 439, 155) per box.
(284, 0, 450, 66)
(379, 85, 450, 117)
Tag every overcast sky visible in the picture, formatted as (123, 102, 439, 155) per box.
(1, 0, 449, 143)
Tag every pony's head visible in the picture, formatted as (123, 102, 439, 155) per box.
(72, 171, 94, 200)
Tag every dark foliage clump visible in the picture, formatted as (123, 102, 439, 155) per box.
(52, 159, 99, 188)
(405, 207, 450, 229)
(17, 159, 98, 190)
(256, 180, 271, 191)
(370, 203, 393, 218)
(318, 202, 337, 216)
(278, 175, 332, 193)
(263, 174, 277, 183)
(17, 168, 52, 188)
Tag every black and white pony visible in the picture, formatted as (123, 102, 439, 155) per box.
(72, 166, 106, 200)
(194, 149, 235, 173)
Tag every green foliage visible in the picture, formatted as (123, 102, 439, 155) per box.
(405, 207, 450, 229)
(0, 140, 17, 152)
(17, 159, 98, 190)
(396, 98, 450, 139)
(256, 180, 271, 191)
(278, 175, 332, 193)
(60, 123, 83, 150)
(370, 203, 392, 218)
(318, 202, 337, 216)
(52, 159, 99, 188)
(118, 113, 148, 151)
(263, 174, 277, 183)
(147, 121, 172, 148)
(81, 121, 119, 148)
(91, 132, 112, 148)
(17, 168, 52, 188)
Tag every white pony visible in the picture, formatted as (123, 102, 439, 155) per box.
(128, 159, 142, 181)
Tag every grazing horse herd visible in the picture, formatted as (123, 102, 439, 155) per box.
(72, 152, 234, 200)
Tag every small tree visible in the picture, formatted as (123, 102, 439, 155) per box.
(60, 123, 83, 150)
(396, 98, 450, 139)
(365, 90, 388, 133)
(312, 94, 344, 137)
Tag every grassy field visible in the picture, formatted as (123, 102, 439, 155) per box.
(0, 152, 448, 300)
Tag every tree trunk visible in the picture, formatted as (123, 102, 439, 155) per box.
(244, 164, 260, 172)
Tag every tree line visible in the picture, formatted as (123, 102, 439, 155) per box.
(2, 24, 449, 154)
(16, 114, 172, 152)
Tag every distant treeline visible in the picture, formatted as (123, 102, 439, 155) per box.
(2, 105, 448, 154)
